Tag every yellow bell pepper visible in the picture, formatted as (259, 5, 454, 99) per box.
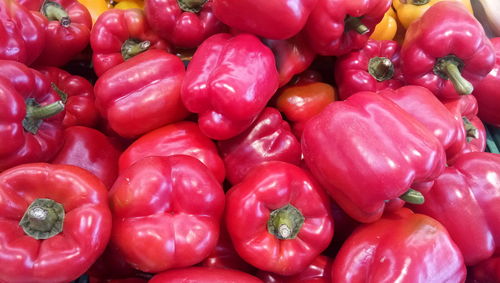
(370, 6, 398, 41)
(77, 0, 111, 25)
(393, 0, 473, 29)
(112, 0, 144, 10)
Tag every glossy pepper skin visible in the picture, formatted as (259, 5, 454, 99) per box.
(51, 126, 122, 189)
(467, 257, 500, 283)
(370, 6, 397, 41)
(38, 66, 99, 128)
(213, 0, 317, 40)
(473, 37, 500, 127)
(263, 36, 317, 87)
(90, 8, 170, 77)
(400, 1, 495, 98)
(218, 107, 302, 185)
(257, 255, 333, 283)
(0, 60, 64, 172)
(110, 155, 225, 273)
(181, 33, 279, 140)
(145, 0, 226, 48)
(225, 161, 334, 275)
(0, 0, 45, 65)
(335, 39, 404, 100)
(149, 267, 263, 283)
(331, 208, 466, 282)
(0, 163, 112, 283)
(410, 152, 500, 266)
(33, 0, 92, 67)
(302, 91, 446, 223)
(393, 0, 473, 30)
(302, 0, 392, 56)
(94, 49, 189, 138)
(443, 95, 486, 163)
(118, 121, 225, 183)
(275, 82, 336, 139)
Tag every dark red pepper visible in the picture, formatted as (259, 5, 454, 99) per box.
(257, 255, 332, 283)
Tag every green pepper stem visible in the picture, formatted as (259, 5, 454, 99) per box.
(19, 199, 65, 240)
(368, 57, 395, 82)
(51, 83, 68, 103)
(267, 204, 304, 240)
(27, 101, 65, 120)
(444, 61, 474, 95)
(400, 189, 425, 205)
(177, 0, 208, 13)
(409, 0, 430, 5)
(345, 16, 370, 35)
(462, 117, 479, 142)
(121, 39, 151, 61)
(42, 1, 71, 27)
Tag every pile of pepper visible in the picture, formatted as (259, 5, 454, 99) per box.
(1, 0, 500, 282)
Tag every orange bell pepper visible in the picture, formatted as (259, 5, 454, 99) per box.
(370, 6, 398, 41)
(393, 0, 473, 29)
(77, 0, 110, 24)
(112, 0, 143, 10)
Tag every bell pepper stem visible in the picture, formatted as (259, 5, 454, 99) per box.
(444, 62, 474, 95)
(51, 83, 68, 103)
(23, 99, 64, 134)
(42, 1, 71, 27)
(267, 204, 304, 240)
(345, 16, 370, 35)
(368, 57, 395, 81)
(121, 39, 151, 61)
(177, 0, 208, 13)
(462, 117, 479, 142)
(19, 198, 65, 240)
(400, 189, 425, 204)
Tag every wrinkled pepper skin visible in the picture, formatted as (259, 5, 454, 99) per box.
(473, 37, 500, 127)
(410, 152, 500, 266)
(378, 86, 465, 161)
(302, 91, 446, 223)
(181, 33, 279, 140)
(33, 0, 92, 67)
(145, 0, 226, 48)
(257, 255, 333, 283)
(0, 60, 64, 172)
(263, 36, 317, 87)
(275, 82, 336, 139)
(467, 257, 500, 283)
(90, 8, 170, 77)
(0, 163, 112, 283)
(225, 161, 334, 275)
(400, 1, 495, 98)
(393, 0, 473, 30)
(110, 155, 225, 273)
(212, 0, 317, 40)
(302, 0, 392, 56)
(51, 126, 122, 189)
(0, 0, 45, 65)
(335, 39, 404, 100)
(331, 208, 466, 282)
(218, 107, 302, 185)
(119, 121, 225, 183)
(38, 66, 99, 128)
(149, 267, 263, 283)
(443, 95, 486, 162)
(94, 49, 189, 138)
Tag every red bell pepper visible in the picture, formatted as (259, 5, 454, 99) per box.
(225, 161, 333, 275)
(275, 82, 336, 139)
(88, 243, 147, 280)
(443, 95, 486, 162)
(90, 8, 171, 77)
(302, 0, 392, 56)
(110, 155, 225, 273)
(119, 121, 225, 183)
(218, 107, 302, 185)
(38, 66, 99, 128)
(263, 36, 317, 87)
(410, 152, 500, 266)
(0, 163, 112, 283)
(212, 0, 317, 40)
(257, 255, 332, 283)
(302, 91, 446, 223)
(400, 1, 495, 98)
(335, 39, 404, 100)
(17, 0, 43, 10)
(378, 85, 467, 161)
(325, 201, 359, 256)
(94, 49, 189, 138)
(51, 126, 122, 189)
(473, 37, 500, 127)
(0, 0, 45, 65)
(0, 60, 64, 172)
(331, 208, 466, 282)
(33, 0, 92, 67)
(145, 0, 226, 48)
(181, 33, 279, 140)
(467, 257, 500, 283)
(149, 267, 263, 283)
